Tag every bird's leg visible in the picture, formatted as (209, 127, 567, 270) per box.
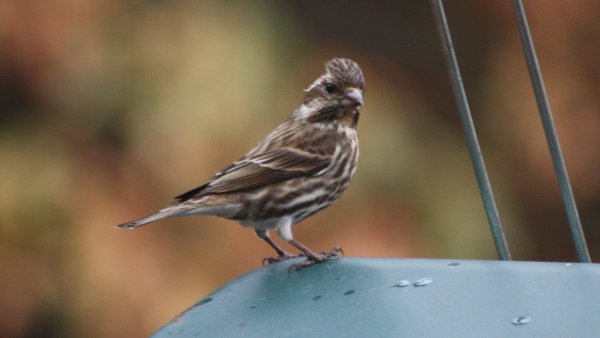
(255, 229, 300, 265)
(288, 239, 323, 261)
(275, 218, 343, 270)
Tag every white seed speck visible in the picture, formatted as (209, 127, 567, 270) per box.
(414, 278, 433, 287)
(512, 315, 531, 326)
(394, 280, 411, 287)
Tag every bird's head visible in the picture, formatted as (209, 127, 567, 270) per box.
(293, 58, 365, 128)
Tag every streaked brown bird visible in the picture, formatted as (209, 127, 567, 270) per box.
(119, 58, 365, 268)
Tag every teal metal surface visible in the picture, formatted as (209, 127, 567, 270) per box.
(152, 258, 600, 337)
(431, 0, 511, 260)
(510, 0, 591, 263)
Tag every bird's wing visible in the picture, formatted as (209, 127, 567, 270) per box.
(174, 146, 333, 202)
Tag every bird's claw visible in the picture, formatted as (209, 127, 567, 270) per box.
(322, 246, 344, 258)
(262, 253, 303, 265)
(289, 246, 344, 271)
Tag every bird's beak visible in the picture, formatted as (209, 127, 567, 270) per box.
(341, 88, 363, 107)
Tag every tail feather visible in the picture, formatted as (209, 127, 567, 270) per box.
(117, 207, 187, 229)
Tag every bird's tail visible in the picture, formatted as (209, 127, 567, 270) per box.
(117, 205, 190, 229)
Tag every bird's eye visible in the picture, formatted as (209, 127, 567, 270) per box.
(324, 83, 337, 94)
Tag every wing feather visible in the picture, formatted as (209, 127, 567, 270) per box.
(174, 141, 334, 202)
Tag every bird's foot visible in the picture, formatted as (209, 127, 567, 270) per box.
(322, 246, 344, 258)
(289, 246, 344, 271)
(262, 253, 304, 265)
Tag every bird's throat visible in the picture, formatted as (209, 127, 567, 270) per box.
(338, 109, 359, 128)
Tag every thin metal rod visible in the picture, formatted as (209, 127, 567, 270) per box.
(511, 0, 591, 263)
(431, 0, 511, 260)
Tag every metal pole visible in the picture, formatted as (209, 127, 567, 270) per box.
(510, 0, 591, 263)
(431, 0, 511, 260)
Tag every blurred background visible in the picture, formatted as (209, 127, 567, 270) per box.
(1, 0, 599, 336)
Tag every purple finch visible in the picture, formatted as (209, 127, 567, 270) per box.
(119, 58, 365, 268)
